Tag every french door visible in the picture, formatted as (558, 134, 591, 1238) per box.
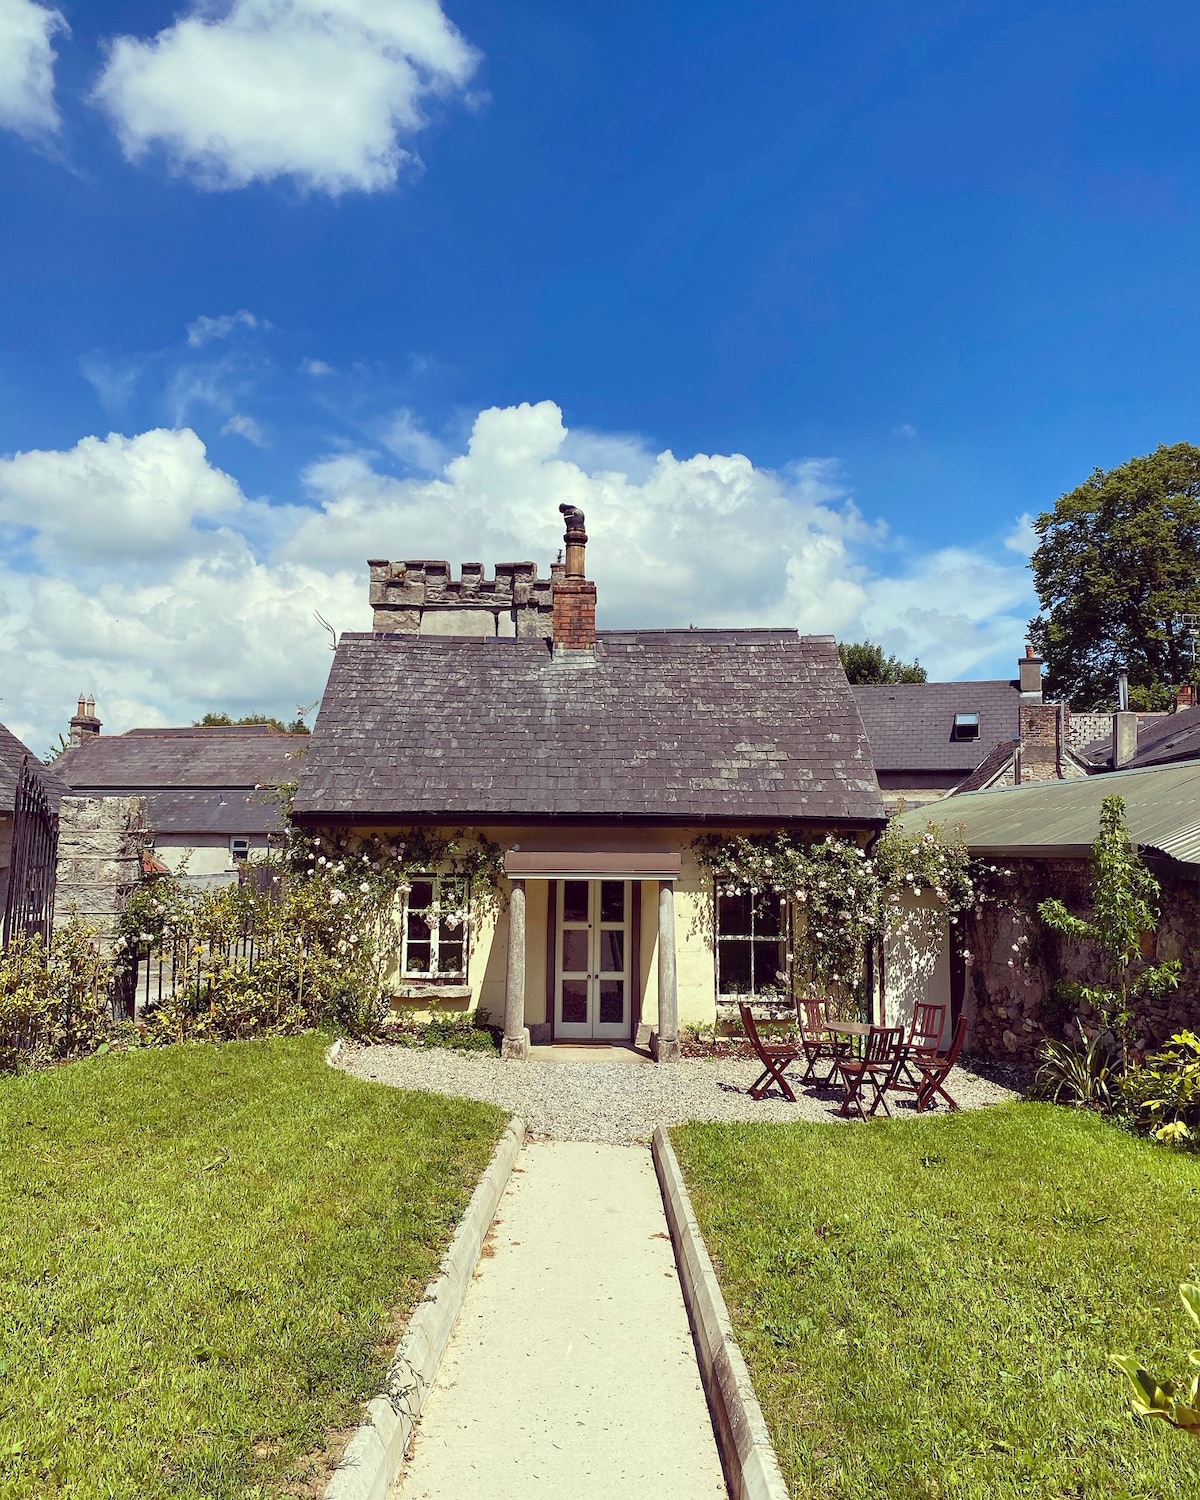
(554, 879, 631, 1040)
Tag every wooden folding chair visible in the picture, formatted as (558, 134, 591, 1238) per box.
(738, 1003, 801, 1102)
(910, 1013, 967, 1112)
(795, 996, 838, 1085)
(890, 1001, 947, 1097)
(835, 1025, 904, 1119)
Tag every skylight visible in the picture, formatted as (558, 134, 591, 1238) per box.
(953, 712, 980, 740)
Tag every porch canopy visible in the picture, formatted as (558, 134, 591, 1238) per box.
(504, 850, 681, 881)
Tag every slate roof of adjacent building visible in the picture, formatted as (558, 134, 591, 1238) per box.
(1075, 706, 1200, 772)
(0, 721, 72, 813)
(949, 739, 1020, 796)
(851, 679, 1021, 773)
(895, 761, 1199, 867)
(57, 725, 303, 792)
(294, 629, 885, 824)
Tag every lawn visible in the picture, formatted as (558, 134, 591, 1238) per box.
(0, 1034, 507, 1498)
(672, 1105, 1200, 1500)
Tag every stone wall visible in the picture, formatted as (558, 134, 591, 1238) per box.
(54, 795, 149, 947)
(963, 857, 1199, 1063)
(368, 558, 556, 638)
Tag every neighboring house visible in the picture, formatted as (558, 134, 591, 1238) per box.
(56, 712, 299, 883)
(891, 762, 1199, 1065)
(1074, 704, 1200, 774)
(0, 721, 70, 945)
(293, 506, 885, 1058)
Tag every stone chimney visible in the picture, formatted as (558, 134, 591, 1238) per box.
(551, 504, 596, 653)
(1018, 646, 1043, 700)
(68, 695, 102, 747)
(1112, 710, 1139, 769)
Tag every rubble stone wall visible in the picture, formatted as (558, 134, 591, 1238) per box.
(368, 558, 556, 638)
(963, 857, 1199, 1063)
(54, 795, 148, 948)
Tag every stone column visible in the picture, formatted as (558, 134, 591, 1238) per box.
(501, 878, 530, 1060)
(651, 879, 680, 1062)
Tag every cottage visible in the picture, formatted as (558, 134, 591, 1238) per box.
(294, 507, 885, 1057)
(56, 709, 299, 884)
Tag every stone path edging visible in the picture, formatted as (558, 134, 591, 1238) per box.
(652, 1127, 790, 1500)
(322, 1085, 525, 1500)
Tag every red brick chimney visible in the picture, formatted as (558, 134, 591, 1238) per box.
(1177, 683, 1197, 709)
(552, 504, 596, 653)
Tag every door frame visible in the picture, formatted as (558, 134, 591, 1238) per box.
(552, 878, 634, 1041)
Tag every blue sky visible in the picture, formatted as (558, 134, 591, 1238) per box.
(0, 0, 1196, 747)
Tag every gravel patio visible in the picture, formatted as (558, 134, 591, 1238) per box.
(334, 1044, 1021, 1144)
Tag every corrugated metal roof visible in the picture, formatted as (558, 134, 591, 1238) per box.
(894, 761, 1200, 862)
(1141, 822, 1200, 871)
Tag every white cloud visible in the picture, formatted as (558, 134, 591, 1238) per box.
(300, 358, 335, 377)
(1003, 512, 1038, 556)
(222, 413, 267, 446)
(0, 0, 67, 138)
(893, 423, 917, 439)
(186, 309, 264, 347)
(93, 0, 480, 195)
(0, 401, 1037, 749)
(379, 407, 448, 473)
(80, 354, 142, 411)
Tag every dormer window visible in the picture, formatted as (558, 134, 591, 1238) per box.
(953, 713, 980, 741)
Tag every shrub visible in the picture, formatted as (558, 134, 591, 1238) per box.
(0, 920, 113, 1071)
(1113, 1282, 1200, 1437)
(1115, 1031, 1200, 1148)
(1033, 1031, 1122, 1110)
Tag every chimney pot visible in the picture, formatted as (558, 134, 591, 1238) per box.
(552, 505, 595, 651)
(559, 504, 588, 580)
(69, 695, 102, 747)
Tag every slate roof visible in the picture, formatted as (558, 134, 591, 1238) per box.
(950, 739, 1020, 796)
(57, 727, 303, 792)
(141, 790, 283, 837)
(0, 721, 72, 814)
(895, 761, 1199, 863)
(294, 629, 885, 824)
(852, 680, 1021, 773)
(1075, 706, 1200, 772)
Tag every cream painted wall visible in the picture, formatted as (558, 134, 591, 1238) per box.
(156, 836, 273, 877)
(881, 891, 951, 1044)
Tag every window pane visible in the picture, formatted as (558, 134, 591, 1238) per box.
(406, 942, 431, 974)
(407, 909, 432, 941)
(409, 879, 434, 911)
(718, 941, 752, 993)
(600, 881, 625, 923)
(717, 892, 752, 936)
(563, 880, 589, 923)
(561, 980, 588, 1024)
(753, 895, 784, 937)
(438, 941, 464, 975)
(752, 941, 785, 990)
(599, 981, 624, 1025)
(599, 930, 624, 973)
(562, 929, 588, 973)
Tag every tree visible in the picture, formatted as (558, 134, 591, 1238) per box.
(193, 712, 311, 735)
(1027, 443, 1200, 709)
(837, 640, 927, 685)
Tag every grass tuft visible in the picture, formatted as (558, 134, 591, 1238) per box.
(0, 1033, 506, 1498)
(673, 1103, 1200, 1499)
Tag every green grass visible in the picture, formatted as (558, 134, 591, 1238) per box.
(0, 1034, 507, 1498)
(672, 1105, 1200, 1500)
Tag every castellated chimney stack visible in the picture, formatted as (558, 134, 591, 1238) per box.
(552, 504, 596, 653)
(69, 695, 102, 747)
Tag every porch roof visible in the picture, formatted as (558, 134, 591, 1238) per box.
(294, 628, 885, 825)
(505, 850, 682, 880)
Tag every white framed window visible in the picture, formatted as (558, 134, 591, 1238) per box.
(230, 837, 251, 862)
(401, 873, 469, 980)
(715, 887, 788, 997)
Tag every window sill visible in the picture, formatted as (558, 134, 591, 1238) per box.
(394, 982, 472, 1002)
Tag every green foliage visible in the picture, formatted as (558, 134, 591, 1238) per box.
(0, 1034, 506, 1498)
(1038, 795, 1181, 1055)
(672, 1105, 1200, 1498)
(1116, 1031, 1200, 1148)
(193, 710, 311, 734)
(1027, 442, 1200, 707)
(0, 921, 114, 1071)
(1113, 1283, 1200, 1438)
(392, 1008, 500, 1052)
(1033, 1031, 1122, 1110)
(837, 639, 927, 684)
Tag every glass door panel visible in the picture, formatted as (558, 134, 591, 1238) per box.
(554, 880, 631, 1040)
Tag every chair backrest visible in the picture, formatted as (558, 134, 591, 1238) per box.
(738, 1003, 768, 1059)
(939, 1012, 968, 1070)
(865, 1025, 904, 1064)
(797, 997, 828, 1035)
(909, 1002, 947, 1050)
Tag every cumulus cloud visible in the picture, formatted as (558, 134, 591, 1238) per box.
(92, 0, 480, 194)
(0, 0, 67, 138)
(186, 309, 264, 347)
(0, 401, 1037, 749)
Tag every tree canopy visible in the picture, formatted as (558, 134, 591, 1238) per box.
(837, 640, 927, 685)
(1027, 443, 1200, 709)
(193, 712, 311, 735)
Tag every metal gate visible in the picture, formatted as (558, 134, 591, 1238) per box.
(2, 757, 59, 950)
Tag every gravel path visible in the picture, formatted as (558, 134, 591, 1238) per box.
(334, 1044, 1019, 1144)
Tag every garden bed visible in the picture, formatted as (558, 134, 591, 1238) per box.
(0, 1033, 507, 1498)
(672, 1104, 1199, 1499)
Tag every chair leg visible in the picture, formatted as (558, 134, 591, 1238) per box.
(750, 1061, 796, 1103)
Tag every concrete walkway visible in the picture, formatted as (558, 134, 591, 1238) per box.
(392, 1141, 728, 1499)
